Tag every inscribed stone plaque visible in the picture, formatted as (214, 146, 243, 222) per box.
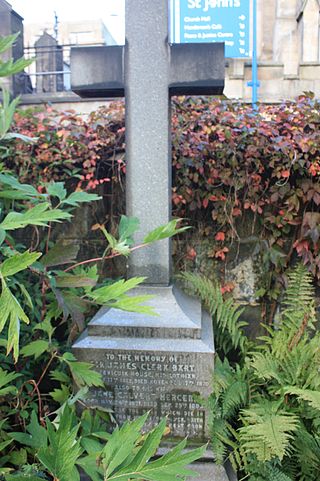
(73, 286, 214, 441)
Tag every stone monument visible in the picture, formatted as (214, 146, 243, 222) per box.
(0, 0, 26, 95)
(35, 32, 64, 93)
(71, 0, 224, 445)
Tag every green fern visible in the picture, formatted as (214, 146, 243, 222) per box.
(204, 357, 249, 465)
(246, 460, 294, 481)
(293, 425, 320, 481)
(284, 386, 320, 411)
(179, 272, 248, 355)
(281, 265, 316, 340)
(239, 401, 299, 462)
(184, 265, 320, 480)
(282, 265, 315, 316)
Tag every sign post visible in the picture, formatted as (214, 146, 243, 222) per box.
(247, 0, 259, 108)
(170, 0, 259, 106)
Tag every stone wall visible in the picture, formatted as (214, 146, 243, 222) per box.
(225, 0, 320, 102)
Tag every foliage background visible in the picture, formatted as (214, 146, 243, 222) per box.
(6, 95, 320, 318)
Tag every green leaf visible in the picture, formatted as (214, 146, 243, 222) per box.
(63, 359, 104, 388)
(5, 475, 45, 481)
(109, 240, 131, 257)
(0, 174, 39, 197)
(0, 33, 20, 55)
(20, 340, 50, 359)
(0, 203, 71, 231)
(3, 132, 37, 143)
(0, 251, 41, 277)
(108, 295, 156, 315)
(89, 278, 156, 314)
(37, 406, 82, 481)
(0, 91, 20, 138)
(77, 455, 103, 481)
(0, 228, 6, 246)
(18, 282, 33, 309)
(0, 286, 12, 333)
(119, 216, 140, 245)
(90, 277, 146, 304)
(47, 182, 67, 201)
(50, 384, 71, 404)
(239, 401, 299, 462)
(101, 414, 205, 481)
(9, 411, 47, 449)
(102, 413, 149, 478)
(128, 418, 167, 471)
(284, 386, 320, 410)
(0, 191, 37, 201)
(8, 448, 27, 466)
(0, 283, 30, 361)
(41, 241, 79, 267)
(55, 274, 97, 288)
(0, 438, 13, 452)
(50, 369, 70, 384)
(0, 367, 20, 396)
(34, 317, 55, 341)
(62, 191, 101, 207)
(7, 311, 21, 361)
(0, 57, 33, 77)
(143, 219, 189, 244)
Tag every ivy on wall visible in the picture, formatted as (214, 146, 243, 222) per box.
(6, 94, 320, 310)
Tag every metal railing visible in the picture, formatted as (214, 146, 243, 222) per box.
(22, 43, 103, 95)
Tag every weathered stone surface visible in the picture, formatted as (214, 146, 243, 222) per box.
(188, 462, 230, 481)
(0, 0, 25, 95)
(88, 286, 202, 340)
(71, 0, 222, 454)
(169, 43, 224, 96)
(71, 46, 125, 98)
(73, 287, 214, 441)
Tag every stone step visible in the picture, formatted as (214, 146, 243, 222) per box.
(87, 285, 203, 339)
(80, 462, 230, 481)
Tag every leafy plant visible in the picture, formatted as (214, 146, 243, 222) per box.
(7, 94, 320, 316)
(179, 272, 248, 356)
(183, 264, 320, 480)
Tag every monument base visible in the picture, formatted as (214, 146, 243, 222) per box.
(72, 285, 215, 441)
(189, 462, 230, 481)
(80, 462, 230, 481)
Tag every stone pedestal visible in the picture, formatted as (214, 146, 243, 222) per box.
(73, 286, 214, 441)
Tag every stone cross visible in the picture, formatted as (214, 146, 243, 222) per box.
(72, 0, 224, 286)
(71, 0, 225, 449)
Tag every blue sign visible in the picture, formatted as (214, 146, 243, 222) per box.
(170, 0, 251, 58)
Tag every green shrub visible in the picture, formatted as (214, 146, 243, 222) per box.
(6, 95, 320, 312)
(182, 264, 320, 480)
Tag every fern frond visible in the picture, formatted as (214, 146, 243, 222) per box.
(264, 465, 294, 481)
(293, 425, 320, 481)
(179, 272, 248, 355)
(244, 457, 294, 481)
(284, 386, 320, 411)
(277, 338, 320, 387)
(210, 418, 232, 464)
(282, 264, 314, 314)
(210, 357, 248, 417)
(239, 401, 299, 462)
(281, 264, 316, 334)
(250, 352, 282, 383)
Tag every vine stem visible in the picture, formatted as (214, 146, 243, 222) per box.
(64, 242, 148, 273)
(18, 380, 44, 425)
(31, 351, 57, 395)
